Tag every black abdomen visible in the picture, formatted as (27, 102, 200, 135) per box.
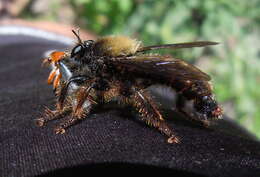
(170, 79, 212, 100)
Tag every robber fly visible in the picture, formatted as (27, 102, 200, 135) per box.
(36, 30, 222, 144)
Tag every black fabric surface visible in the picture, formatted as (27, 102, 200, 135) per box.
(1, 34, 260, 177)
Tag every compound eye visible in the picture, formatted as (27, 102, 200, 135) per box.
(84, 40, 94, 48)
(71, 44, 84, 58)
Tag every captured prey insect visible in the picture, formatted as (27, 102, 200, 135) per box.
(36, 30, 222, 143)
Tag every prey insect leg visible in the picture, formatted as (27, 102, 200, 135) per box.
(131, 90, 180, 143)
(53, 73, 62, 90)
(47, 67, 58, 84)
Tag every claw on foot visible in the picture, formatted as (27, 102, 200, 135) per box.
(35, 118, 45, 127)
(167, 136, 180, 144)
(54, 127, 66, 134)
(202, 120, 210, 128)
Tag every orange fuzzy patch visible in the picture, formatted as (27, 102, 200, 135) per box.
(47, 68, 58, 84)
(53, 73, 62, 89)
(50, 51, 65, 62)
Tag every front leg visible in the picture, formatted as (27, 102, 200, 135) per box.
(35, 106, 72, 127)
(54, 84, 96, 134)
(54, 100, 93, 134)
(37, 77, 96, 134)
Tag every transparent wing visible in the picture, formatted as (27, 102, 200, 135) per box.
(138, 41, 218, 52)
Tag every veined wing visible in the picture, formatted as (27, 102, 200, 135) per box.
(111, 55, 211, 82)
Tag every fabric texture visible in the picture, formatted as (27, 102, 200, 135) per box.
(0, 34, 260, 177)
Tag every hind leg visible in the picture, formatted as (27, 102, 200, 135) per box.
(121, 89, 180, 144)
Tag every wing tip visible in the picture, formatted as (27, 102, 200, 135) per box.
(207, 41, 219, 45)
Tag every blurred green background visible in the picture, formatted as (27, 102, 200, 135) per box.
(9, 0, 260, 138)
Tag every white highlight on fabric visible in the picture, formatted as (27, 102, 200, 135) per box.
(0, 25, 73, 45)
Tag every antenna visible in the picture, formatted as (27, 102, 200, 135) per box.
(72, 28, 83, 44)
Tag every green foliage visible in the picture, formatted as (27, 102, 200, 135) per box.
(71, 0, 134, 34)
(72, 0, 260, 138)
(30, 0, 260, 138)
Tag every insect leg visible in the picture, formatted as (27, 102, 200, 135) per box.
(57, 76, 89, 111)
(47, 67, 58, 84)
(35, 106, 72, 127)
(53, 72, 62, 90)
(73, 84, 97, 118)
(54, 100, 93, 134)
(131, 90, 180, 143)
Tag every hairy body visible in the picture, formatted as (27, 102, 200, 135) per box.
(37, 32, 222, 143)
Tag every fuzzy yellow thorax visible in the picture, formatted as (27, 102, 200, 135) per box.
(94, 36, 142, 57)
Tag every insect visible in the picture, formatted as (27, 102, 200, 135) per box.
(36, 30, 222, 144)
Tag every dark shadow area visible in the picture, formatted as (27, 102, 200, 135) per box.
(37, 163, 206, 177)
(101, 104, 257, 141)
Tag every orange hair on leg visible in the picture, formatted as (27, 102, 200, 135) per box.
(47, 68, 58, 84)
(53, 73, 62, 89)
